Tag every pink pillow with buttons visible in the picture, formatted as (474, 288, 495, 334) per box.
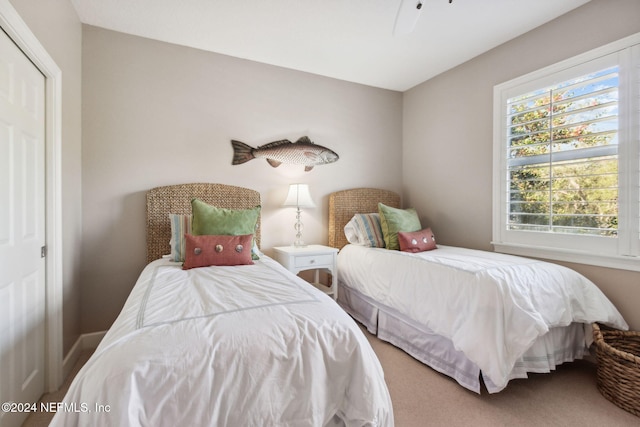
(397, 228, 437, 253)
(182, 234, 254, 269)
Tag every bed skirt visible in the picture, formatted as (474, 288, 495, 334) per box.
(338, 282, 590, 393)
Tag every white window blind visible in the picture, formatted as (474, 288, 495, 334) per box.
(493, 33, 640, 271)
(506, 66, 619, 236)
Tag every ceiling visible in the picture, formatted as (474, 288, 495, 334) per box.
(70, 0, 592, 92)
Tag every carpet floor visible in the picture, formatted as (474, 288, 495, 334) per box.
(362, 324, 638, 426)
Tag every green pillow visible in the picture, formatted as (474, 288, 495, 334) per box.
(191, 198, 261, 259)
(378, 202, 422, 250)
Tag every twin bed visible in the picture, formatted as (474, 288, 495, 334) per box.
(51, 183, 393, 427)
(52, 183, 628, 426)
(328, 187, 628, 394)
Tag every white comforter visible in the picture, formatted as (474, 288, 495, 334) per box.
(338, 244, 628, 391)
(51, 257, 393, 427)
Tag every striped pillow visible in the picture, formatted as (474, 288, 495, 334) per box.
(169, 214, 192, 262)
(352, 213, 385, 248)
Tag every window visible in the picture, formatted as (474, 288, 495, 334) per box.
(507, 66, 619, 236)
(493, 34, 640, 271)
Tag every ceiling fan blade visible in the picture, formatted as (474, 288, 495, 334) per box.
(393, 0, 423, 36)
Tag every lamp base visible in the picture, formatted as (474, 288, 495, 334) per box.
(292, 208, 307, 248)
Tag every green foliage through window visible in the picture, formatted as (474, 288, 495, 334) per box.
(506, 67, 619, 236)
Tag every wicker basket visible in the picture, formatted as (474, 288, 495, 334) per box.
(592, 323, 640, 416)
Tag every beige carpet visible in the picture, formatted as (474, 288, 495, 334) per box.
(363, 325, 639, 427)
(23, 329, 639, 427)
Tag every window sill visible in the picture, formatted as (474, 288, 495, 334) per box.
(491, 242, 640, 272)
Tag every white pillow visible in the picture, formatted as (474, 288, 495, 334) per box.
(344, 218, 361, 244)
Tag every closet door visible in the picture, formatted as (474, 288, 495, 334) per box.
(0, 27, 46, 427)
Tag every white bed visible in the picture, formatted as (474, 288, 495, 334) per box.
(328, 188, 628, 394)
(51, 183, 393, 427)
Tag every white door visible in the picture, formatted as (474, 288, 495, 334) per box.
(0, 27, 46, 427)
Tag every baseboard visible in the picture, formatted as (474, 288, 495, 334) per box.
(62, 330, 106, 381)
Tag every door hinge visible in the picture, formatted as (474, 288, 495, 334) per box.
(41, 246, 46, 258)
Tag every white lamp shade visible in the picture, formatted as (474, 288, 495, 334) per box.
(283, 184, 316, 208)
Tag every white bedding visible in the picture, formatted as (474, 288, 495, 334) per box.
(338, 244, 628, 392)
(51, 257, 393, 427)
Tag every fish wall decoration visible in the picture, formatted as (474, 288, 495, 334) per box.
(231, 136, 339, 172)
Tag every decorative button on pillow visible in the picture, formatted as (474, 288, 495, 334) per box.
(397, 227, 437, 253)
(182, 234, 254, 269)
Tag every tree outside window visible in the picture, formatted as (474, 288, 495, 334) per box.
(506, 66, 619, 237)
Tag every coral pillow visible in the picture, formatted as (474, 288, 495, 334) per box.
(398, 228, 437, 253)
(182, 234, 254, 269)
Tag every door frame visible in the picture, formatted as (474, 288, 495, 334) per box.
(0, 0, 63, 391)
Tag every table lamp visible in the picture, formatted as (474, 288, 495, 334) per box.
(283, 183, 315, 247)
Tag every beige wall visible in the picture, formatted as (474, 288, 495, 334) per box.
(9, 0, 83, 354)
(10, 0, 636, 345)
(403, 0, 640, 329)
(80, 26, 403, 332)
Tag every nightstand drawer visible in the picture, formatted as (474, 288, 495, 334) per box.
(294, 254, 334, 269)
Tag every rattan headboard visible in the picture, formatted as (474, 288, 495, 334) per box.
(146, 183, 261, 263)
(328, 188, 401, 249)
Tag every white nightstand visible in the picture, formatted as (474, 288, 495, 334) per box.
(272, 245, 339, 299)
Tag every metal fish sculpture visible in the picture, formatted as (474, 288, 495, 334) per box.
(231, 136, 339, 172)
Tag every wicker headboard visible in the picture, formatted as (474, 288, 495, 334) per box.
(328, 188, 401, 249)
(146, 183, 261, 263)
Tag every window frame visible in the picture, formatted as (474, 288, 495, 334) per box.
(492, 33, 640, 272)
